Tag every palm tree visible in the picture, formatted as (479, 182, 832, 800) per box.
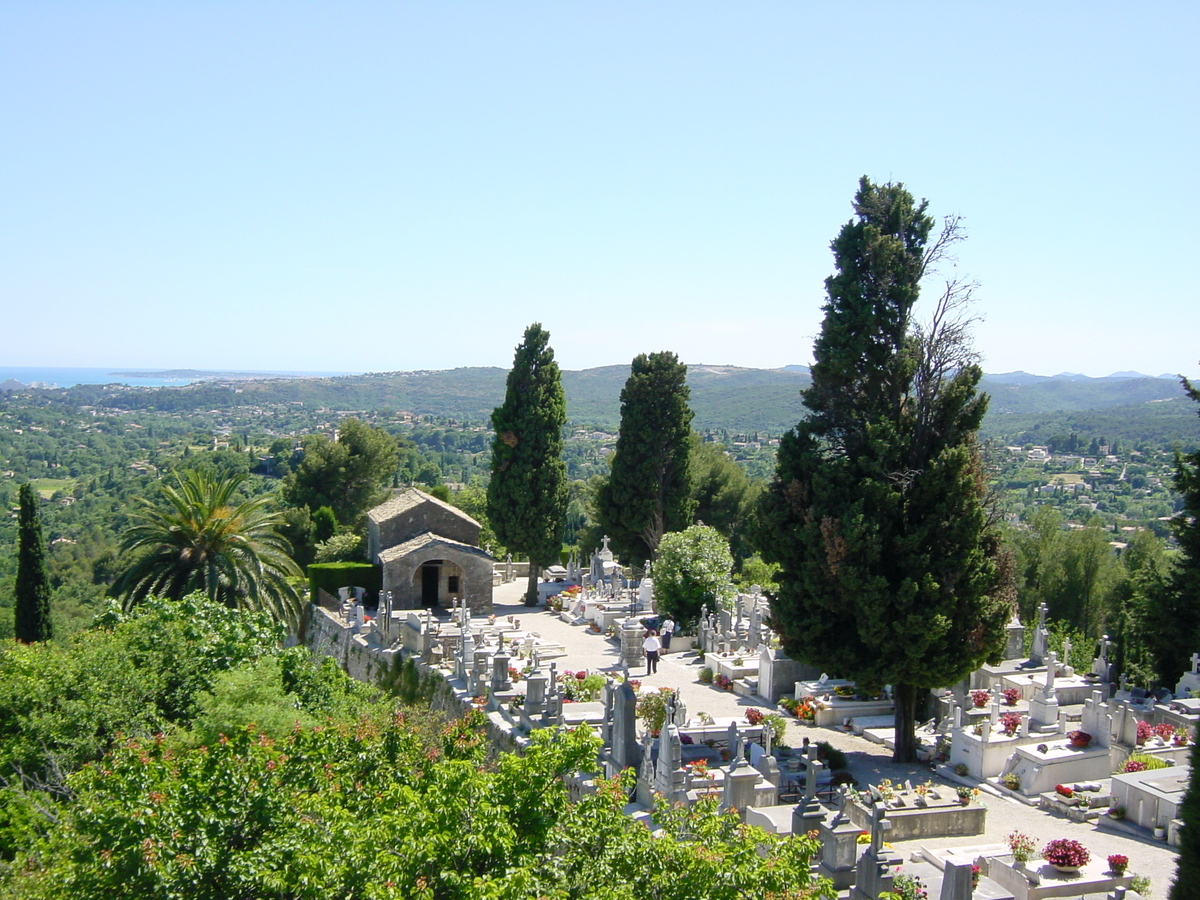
(115, 471, 303, 626)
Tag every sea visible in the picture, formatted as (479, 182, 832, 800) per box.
(0, 366, 357, 390)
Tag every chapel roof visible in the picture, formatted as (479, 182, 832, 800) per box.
(377, 531, 493, 564)
(367, 487, 481, 528)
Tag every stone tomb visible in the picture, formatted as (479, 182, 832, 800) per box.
(847, 788, 986, 841)
(1110, 762, 1189, 845)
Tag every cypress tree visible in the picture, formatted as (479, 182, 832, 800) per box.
(1149, 378, 1200, 687)
(596, 351, 694, 566)
(15, 482, 54, 643)
(487, 324, 569, 605)
(756, 177, 1011, 762)
(1171, 723, 1200, 897)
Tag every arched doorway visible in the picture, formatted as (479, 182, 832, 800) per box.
(413, 559, 465, 608)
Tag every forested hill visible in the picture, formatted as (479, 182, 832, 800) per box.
(43, 366, 1195, 441)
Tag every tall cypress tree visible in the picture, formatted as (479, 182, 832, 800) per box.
(1149, 378, 1200, 687)
(15, 482, 54, 643)
(488, 324, 569, 605)
(756, 177, 1010, 762)
(596, 351, 694, 566)
(1171, 720, 1200, 898)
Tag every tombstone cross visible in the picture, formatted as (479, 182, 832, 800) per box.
(869, 804, 892, 855)
(1191, 652, 1200, 675)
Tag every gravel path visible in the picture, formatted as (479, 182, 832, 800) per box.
(491, 582, 1180, 890)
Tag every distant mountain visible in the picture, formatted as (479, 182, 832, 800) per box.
(47, 364, 1196, 441)
(0, 379, 27, 392)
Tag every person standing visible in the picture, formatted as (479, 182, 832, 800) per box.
(643, 629, 661, 675)
(660, 617, 675, 652)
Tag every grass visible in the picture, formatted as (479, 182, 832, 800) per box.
(28, 477, 76, 499)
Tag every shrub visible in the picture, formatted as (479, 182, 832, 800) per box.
(1122, 752, 1172, 774)
(698, 666, 714, 684)
(635, 687, 675, 735)
(816, 741, 847, 770)
(762, 713, 787, 746)
(1042, 838, 1090, 868)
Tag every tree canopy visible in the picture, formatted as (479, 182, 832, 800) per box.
(597, 352, 694, 565)
(1148, 377, 1200, 686)
(487, 324, 569, 604)
(653, 524, 734, 628)
(281, 418, 400, 525)
(756, 177, 1011, 762)
(14, 483, 53, 643)
(114, 470, 303, 626)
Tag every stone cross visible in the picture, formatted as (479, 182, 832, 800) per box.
(869, 803, 892, 855)
(1043, 651, 1058, 696)
(1191, 652, 1200, 674)
(762, 721, 772, 757)
(805, 757, 826, 803)
(1062, 636, 1072, 669)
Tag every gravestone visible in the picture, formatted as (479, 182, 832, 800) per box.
(1028, 650, 1061, 730)
(817, 786, 862, 890)
(849, 804, 901, 900)
(1030, 602, 1049, 665)
(1175, 652, 1200, 698)
(1004, 614, 1025, 660)
(611, 679, 640, 770)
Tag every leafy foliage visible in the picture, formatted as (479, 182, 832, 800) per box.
(487, 324, 568, 602)
(756, 177, 1011, 762)
(114, 471, 302, 626)
(281, 418, 400, 525)
(597, 352, 695, 565)
(654, 525, 735, 627)
(1150, 379, 1200, 687)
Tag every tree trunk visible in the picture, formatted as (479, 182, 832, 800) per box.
(525, 565, 540, 606)
(892, 682, 919, 763)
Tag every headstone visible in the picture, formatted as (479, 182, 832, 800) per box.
(611, 679, 640, 769)
(524, 665, 548, 719)
(1029, 650, 1061, 729)
(1175, 651, 1200, 698)
(939, 859, 975, 900)
(491, 645, 512, 694)
(1005, 614, 1025, 660)
(1030, 602, 1049, 665)
(849, 804, 900, 900)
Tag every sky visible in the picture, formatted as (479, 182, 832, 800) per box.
(2, 3, 1198, 379)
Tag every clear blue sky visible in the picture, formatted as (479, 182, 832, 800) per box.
(2, 3, 1197, 378)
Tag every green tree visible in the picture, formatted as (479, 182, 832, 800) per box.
(1172, 729, 1200, 898)
(487, 324, 569, 605)
(690, 435, 759, 563)
(654, 524, 735, 628)
(1149, 377, 1200, 686)
(597, 352, 695, 565)
(756, 177, 1011, 762)
(281, 418, 399, 525)
(114, 471, 303, 626)
(14, 483, 54, 643)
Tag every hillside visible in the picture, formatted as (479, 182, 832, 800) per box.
(38, 365, 1196, 441)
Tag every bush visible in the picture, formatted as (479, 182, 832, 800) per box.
(1122, 752, 1172, 773)
(698, 666, 714, 684)
(307, 561, 382, 603)
(817, 741, 847, 770)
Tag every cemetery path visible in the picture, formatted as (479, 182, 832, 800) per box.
(490, 581, 1180, 886)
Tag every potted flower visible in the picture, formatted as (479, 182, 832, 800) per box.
(1042, 838, 1090, 873)
(1000, 712, 1022, 736)
(881, 872, 928, 900)
(1135, 720, 1153, 745)
(1067, 730, 1092, 749)
(1174, 726, 1191, 747)
(1002, 687, 1021, 706)
(1006, 830, 1036, 866)
(955, 786, 975, 805)
(1055, 783, 1075, 800)
(1107, 854, 1129, 876)
(1001, 772, 1021, 791)
(970, 689, 990, 708)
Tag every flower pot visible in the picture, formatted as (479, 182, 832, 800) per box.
(1052, 864, 1080, 874)
(1155, 826, 1166, 840)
